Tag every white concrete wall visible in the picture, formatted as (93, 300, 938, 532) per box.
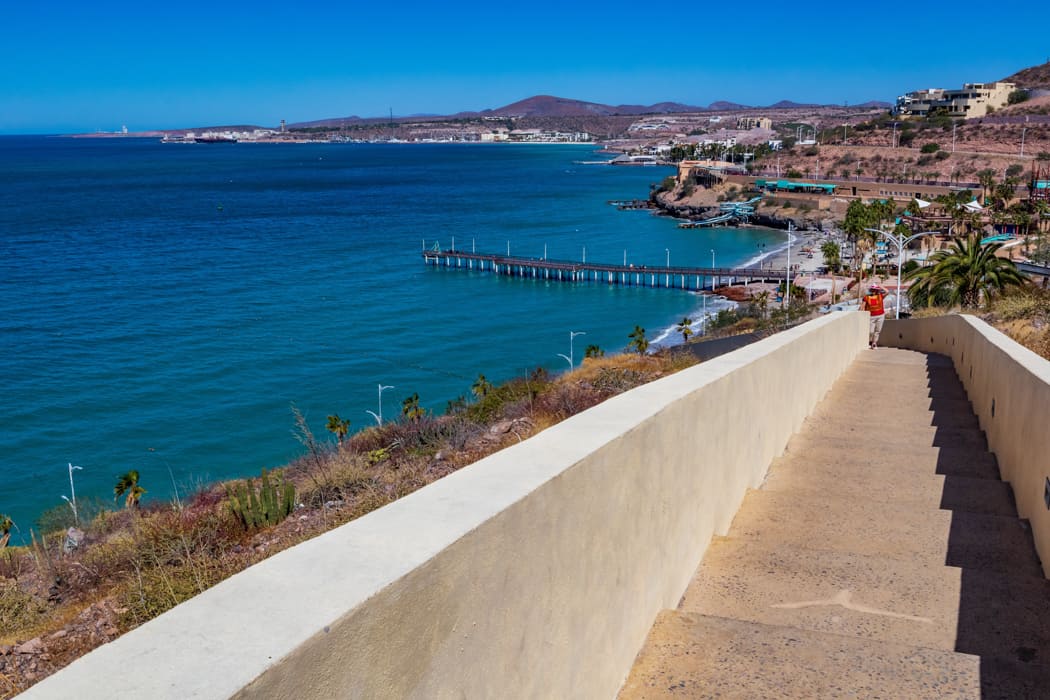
(885, 315, 1050, 577)
(22, 312, 868, 700)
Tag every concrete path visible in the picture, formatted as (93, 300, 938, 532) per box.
(619, 349, 1050, 699)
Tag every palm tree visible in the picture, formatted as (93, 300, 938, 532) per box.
(752, 290, 771, 319)
(820, 241, 841, 272)
(401, 393, 424, 422)
(977, 169, 997, 204)
(471, 374, 492, 399)
(114, 470, 146, 509)
(627, 326, 649, 354)
(0, 515, 12, 549)
(583, 344, 604, 359)
(326, 414, 350, 444)
(906, 236, 1025, 309)
(676, 317, 694, 343)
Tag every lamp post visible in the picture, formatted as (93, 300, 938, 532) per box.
(783, 222, 793, 308)
(864, 227, 940, 318)
(557, 331, 586, 370)
(365, 384, 395, 426)
(711, 249, 715, 289)
(63, 462, 83, 526)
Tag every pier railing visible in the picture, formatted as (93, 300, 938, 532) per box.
(422, 249, 789, 292)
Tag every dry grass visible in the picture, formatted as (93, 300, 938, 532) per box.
(0, 345, 702, 696)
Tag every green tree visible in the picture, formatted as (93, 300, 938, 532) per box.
(1007, 89, 1029, 105)
(114, 470, 146, 509)
(401, 393, 425, 422)
(676, 317, 694, 343)
(820, 240, 841, 272)
(471, 374, 492, 399)
(326, 414, 350, 444)
(627, 326, 649, 354)
(0, 515, 12, 549)
(583, 344, 604, 359)
(906, 236, 1025, 309)
(751, 290, 771, 319)
(977, 169, 997, 204)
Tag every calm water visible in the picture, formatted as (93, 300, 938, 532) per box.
(0, 137, 789, 532)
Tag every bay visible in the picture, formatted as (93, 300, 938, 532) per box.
(0, 137, 788, 532)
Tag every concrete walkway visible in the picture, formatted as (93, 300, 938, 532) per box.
(619, 349, 1050, 698)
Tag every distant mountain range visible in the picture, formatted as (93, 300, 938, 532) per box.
(288, 94, 893, 129)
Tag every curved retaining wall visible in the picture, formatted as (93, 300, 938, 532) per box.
(884, 315, 1050, 577)
(23, 312, 868, 700)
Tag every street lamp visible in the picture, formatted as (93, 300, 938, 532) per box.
(557, 331, 586, 370)
(711, 249, 716, 289)
(783, 222, 793, 308)
(864, 226, 941, 318)
(63, 462, 83, 526)
(365, 384, 395, 425)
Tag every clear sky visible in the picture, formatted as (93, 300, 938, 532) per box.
(1, 1, 1045, 133)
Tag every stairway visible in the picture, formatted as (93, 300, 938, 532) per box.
(618, 349, 1050, 699)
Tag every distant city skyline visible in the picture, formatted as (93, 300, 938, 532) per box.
(1, 1, 1043, 134)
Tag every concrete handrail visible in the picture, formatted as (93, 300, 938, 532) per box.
(885, 315, 1050, 577)
(23, 312, 868, 699)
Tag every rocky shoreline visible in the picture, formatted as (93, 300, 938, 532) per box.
(651, 190, 831, 232)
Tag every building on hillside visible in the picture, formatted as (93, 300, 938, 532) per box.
(736, 116, 772, 130)
(895, 82, 1016, 119)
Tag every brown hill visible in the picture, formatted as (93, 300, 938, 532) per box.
(477, 95, 706, 117)
(1003, 61, 1050, 89)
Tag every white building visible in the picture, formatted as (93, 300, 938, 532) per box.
(896, 81, 1016, 119)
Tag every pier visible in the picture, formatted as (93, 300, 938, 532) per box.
(422, 249, 788, 293)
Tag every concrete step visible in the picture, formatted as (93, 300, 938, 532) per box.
(763, 458, 1018, 517)
(784, 432, 1001, 479)
(679, 538, 1050, 661)
(805, 391, 981, 430)
(618, 612, 1050, 700)
(777, 438, 1001, 481)
(617, 612, 983, 699)
(725, 489, 1043, 577)
(792, 413, 988, 451)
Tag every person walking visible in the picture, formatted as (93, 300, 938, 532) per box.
(861, 284, 888, 349)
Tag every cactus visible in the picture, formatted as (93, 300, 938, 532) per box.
(226, 469, 296, 531)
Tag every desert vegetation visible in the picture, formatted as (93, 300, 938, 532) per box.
(0, 339, 703, 696)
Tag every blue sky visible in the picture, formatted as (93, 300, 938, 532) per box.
(1, 1, 1044, 133)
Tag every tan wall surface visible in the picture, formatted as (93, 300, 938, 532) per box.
(884, 315, 1050, 576)
(22, 312, 868, 700)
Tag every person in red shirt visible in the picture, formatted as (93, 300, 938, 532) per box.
(861, 284, 888, 348)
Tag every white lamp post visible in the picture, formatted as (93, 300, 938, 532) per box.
(63, 462, 83, 526)
(557, 331, 586, 370)
(783, 222, 793, 308)
(365, 384, 395, 425)
(864, 227, 941, 318)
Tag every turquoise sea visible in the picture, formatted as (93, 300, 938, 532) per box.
(0, 137, 790, 534)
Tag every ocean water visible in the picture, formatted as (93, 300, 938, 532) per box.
(0, 137, 790, 533)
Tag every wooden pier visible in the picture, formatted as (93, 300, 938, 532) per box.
(422, 249, 788, 292)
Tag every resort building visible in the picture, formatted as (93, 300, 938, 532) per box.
(736, 116, 772, 130)
(895, 81, 1016, 119)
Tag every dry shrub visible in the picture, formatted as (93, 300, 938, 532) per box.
(0, 581, 48, 641)
(535, 379, 603, 420)
(989, 288, 1050, 322)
